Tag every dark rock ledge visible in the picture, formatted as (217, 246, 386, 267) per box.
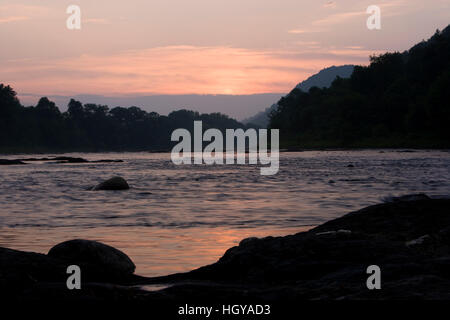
(1, 196, 449, 302)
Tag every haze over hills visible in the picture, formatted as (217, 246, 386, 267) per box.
(18, 93, 284, 122)
(295, 65, 355, 91)
(243, 65, 355, 127)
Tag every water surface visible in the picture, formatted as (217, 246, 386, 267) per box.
(0, 150, 449, 276)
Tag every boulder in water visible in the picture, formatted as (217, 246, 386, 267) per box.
(92, 176, 130, 191)
(48, 239, 135, 275)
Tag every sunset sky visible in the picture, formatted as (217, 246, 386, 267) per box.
(1, 0, 449, 117)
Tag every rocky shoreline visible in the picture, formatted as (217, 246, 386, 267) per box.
(1, 196, 449, 302)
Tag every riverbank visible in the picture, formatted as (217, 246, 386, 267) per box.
(1, 195, 449, 302)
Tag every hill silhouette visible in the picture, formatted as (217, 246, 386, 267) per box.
(243, 65, 355, 127)
(270, 26, 450, 148)
(295, 65, 355, 91)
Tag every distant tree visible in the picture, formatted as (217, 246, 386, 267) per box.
(67, 99, 84, 120)
(0, 84, 21, 116)
(35, 97, 61, 117)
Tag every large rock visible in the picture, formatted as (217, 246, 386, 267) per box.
(48, 239, 136, 276)
(92, 176, 130, 191)
(0, 243, 144, 302)
(160, 197, 450, 300)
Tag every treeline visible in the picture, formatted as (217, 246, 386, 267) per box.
(270, 26, 450, 148)
(0, 85, 248, 153)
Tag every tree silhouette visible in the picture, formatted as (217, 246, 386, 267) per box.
(269, 25, 450, 148)
(0, 88, 253, 152)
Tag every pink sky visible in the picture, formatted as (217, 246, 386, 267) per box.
(1, 0, 449, 100)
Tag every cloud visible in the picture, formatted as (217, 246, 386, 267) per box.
(288, 29, 309, 34)
(84, 18, 110, 25)
(0, 16, 29, 23)
(293, 0, 414, 32)
(1, 45, 372, 97)
(288, 29, 323, 34)
(326, 48, 384, 57)
(0, 3, 51, 23)
(294, 40, 321, 46)
(323, 1, 337, 8)
(345, 45, 364, 50)
(0, 4, 50, 14)
(312, 10, 366, 26)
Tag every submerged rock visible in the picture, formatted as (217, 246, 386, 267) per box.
(0, 159, 26, 165)
(1, 156, 124, 164)
(48, 239, 135, 275)
(92, 176, 130, 191)
(53, 156, 88, 163)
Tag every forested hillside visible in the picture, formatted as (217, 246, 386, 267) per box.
(243, 65, 354, 128)
(270, 26, 450, 148)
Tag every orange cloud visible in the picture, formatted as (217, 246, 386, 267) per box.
(0, 16, 29, 23)
(2, 45, 372, 97)
(312, 11, 366, 26)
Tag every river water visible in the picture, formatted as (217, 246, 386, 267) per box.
(0, 150, 449, 276)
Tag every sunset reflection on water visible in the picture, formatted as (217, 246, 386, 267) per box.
(0, 225, 308, 276)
